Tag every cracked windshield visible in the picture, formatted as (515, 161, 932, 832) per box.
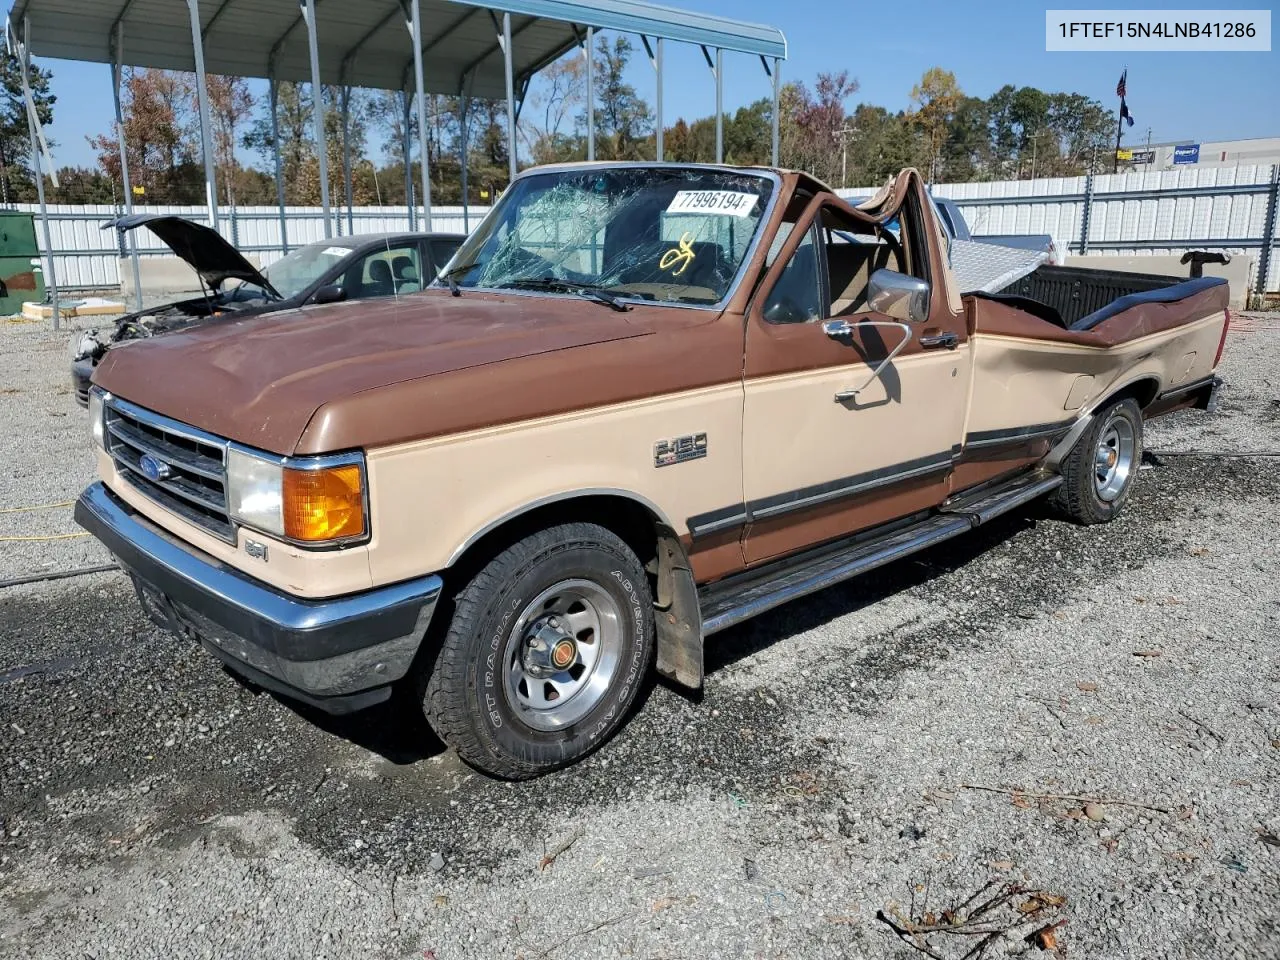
(439, 167, 774, 305)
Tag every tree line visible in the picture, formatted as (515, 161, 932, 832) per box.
(0, 38, 1120, 208)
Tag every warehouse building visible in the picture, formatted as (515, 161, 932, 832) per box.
(1119, 136, 1280, 170)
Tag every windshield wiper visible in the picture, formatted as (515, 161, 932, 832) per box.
(502, 278, 632, 312)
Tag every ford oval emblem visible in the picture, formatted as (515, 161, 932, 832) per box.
(138, 453, 171, 482)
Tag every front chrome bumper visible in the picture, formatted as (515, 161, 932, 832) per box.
(75, 482, 442, 714)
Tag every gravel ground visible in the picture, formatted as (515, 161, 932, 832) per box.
(1, 313, 1278, 959)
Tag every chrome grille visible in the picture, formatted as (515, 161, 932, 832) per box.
(104, 397, 235, 541)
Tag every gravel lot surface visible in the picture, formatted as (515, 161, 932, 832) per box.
(2, 313, 1278, 959)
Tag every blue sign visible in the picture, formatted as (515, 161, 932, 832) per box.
(1173, 144, 1200, 165)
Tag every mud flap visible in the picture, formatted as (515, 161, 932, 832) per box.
(653, 533, 703, 689)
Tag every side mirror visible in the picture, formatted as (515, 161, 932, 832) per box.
(311, 284, 346, 305)
(866, 269, 930, 324)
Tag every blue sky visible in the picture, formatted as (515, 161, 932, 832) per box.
(30, 0, 1280, 171)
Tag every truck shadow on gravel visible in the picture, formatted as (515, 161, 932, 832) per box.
(2, 458, 1276, 881)
(703, 510, 1040, 677)
(712, 455, 1280, 679)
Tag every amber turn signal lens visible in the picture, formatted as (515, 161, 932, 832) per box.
(282, 464, 365, 542)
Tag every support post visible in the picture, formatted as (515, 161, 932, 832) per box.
(1257, 163, 1279, 298)
(111, 22, 143, 310)
(1079, 172, 1094, 255)
(20, 17, 58, 328)
(341, 84, 353, 235)
(771, 57, 780, 166)
(186, 0, 219, 229)
(408, 0, 433, 229)
(401, 87, 415, 230)
(585, 26, 594, 161)
(458, 74, 473, 230)
(268, 70, 289, 253)
(302, 0, 331, 237)
(715, 48, 723, 163)
(645, 36, 665, 160)
(502, 12, 516, 181)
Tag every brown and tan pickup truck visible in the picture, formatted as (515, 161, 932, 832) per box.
(76, 162, 1230, 779)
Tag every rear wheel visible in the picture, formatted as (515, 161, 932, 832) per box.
(422, 523, 654, 779)
(1054, 397, 1143, 524)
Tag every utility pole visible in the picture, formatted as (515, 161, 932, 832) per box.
(834, 124, 855, 188)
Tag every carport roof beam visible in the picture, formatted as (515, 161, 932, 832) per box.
(8, 1, 785, 101)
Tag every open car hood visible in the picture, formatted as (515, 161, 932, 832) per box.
(107, 214, 281, 298)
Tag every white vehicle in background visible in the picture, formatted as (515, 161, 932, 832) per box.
(930, 196, 1065, 265)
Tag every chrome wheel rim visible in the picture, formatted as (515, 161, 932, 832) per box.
(502, 579, 622, 732)
(1094, 415, 1136, 502)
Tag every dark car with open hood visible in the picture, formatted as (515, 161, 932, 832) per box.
(70, 215, 465, 406)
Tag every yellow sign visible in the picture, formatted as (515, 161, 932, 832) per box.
(1115, 148, 1133, 161)
(659, 231, 696, 277)
(479, 189, 490, 200)
(131, 185, 145, 195)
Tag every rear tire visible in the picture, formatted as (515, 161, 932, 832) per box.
(1054, 397, 1143, 524)
(422, 523, 654, 780)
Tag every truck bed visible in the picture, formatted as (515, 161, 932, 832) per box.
(997, 264, 1194, 329)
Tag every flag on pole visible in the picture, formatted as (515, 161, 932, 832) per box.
(1116, 69, 1127, 98)
(1120, 101, 1135, 127)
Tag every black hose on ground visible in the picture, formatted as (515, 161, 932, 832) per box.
(0, 563, 120, 590)
(1147, 450, 1280, 459)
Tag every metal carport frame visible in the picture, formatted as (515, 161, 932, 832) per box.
(7, 0, 787, 326)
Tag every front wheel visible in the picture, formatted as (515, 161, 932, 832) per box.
(1054, 397, 1143, 524)
(422, 523, 654, 779)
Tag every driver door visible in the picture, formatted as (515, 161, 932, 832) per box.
(741, 196, 970, 564)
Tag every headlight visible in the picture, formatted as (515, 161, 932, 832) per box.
(71, 330, 103, 363)
(88, 388, 106, 449)
(227, 448, 367, 544)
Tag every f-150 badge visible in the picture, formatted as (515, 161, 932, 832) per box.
(654, 432, 707, 467)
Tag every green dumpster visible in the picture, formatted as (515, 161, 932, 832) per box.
(0, 210, 46, 315)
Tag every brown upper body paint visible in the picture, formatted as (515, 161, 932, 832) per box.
(90, 164, 1230, 593)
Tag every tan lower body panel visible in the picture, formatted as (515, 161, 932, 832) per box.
(364, 382, 746, 587)
(966, 312, 1224, 440)
(740, 348, 971, 564)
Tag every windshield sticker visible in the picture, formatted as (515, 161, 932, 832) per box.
(659, 232, 696, 277)
(666, 190, 757, 218)
(321, 246, 349, 258)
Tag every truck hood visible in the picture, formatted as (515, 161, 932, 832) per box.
(108, 214, 280, 297)
(92, 292, 651, 454)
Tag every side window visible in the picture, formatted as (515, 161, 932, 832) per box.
(822, 198, 929, 318)
(346, 245, 422, 299)
(430, 239, 462, 275)
(762, 223, 823, 325)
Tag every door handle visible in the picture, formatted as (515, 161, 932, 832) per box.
(919, 331, 959, 350)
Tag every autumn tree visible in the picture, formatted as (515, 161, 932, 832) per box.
(205, 75, 254, 207)
(243, 80, 313, 203)
(909, 67, 962, 181)
(586, 36, 652, 161)
(520, 55, 585, 164)
(89, 68, 204, 202)
(780, 71, 859, 186)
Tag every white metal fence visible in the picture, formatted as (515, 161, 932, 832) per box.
(844, 164, 1279, 294)
(16, 163, 1280, 293)
(14, 203, 492, 291)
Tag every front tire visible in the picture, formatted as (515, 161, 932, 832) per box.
(1054, 397, 1143, 524)
(422, 523, 654, 779)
